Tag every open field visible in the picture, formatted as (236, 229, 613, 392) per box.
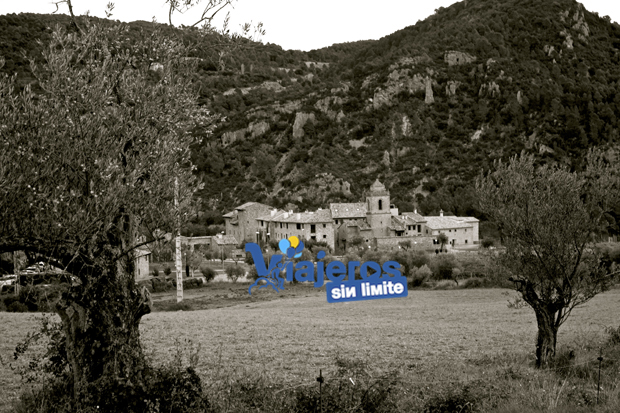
(2, 287, 620, 411)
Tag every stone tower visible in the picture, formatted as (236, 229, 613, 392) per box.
(365, 179, 391, 237)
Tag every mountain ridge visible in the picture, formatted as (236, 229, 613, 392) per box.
(2, 0, 620, 237)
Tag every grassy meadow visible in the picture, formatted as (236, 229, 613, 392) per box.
(2, 287, 620, 411)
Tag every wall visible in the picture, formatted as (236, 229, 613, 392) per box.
(374, 235, 434, 251)
(430, 226, 474, 246)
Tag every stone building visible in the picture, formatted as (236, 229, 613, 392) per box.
(423, 210, 479, 247)
(223, 179, 479, 254)
(223, 202, 273, 244)
(256, 208, 335, 251)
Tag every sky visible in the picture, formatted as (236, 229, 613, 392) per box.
(2, 0, 620, 51)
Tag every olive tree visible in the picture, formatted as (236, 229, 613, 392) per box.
(0, 23, 209, 407)
(476, 152, 619, 368)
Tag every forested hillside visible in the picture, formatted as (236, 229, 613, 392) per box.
(2, 0, 620, 236)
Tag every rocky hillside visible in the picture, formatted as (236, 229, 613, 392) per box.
(193, 0, 620, 224)
(3, 0, 620, 236)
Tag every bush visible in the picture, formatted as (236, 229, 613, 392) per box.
(183, 278, 203, 290)
(7, 301, 29, 312)
(481, 239, 494, 248)
(410, 264, 432, 288)
(247, 266, 259, 281)
(152, 267, 160, 277)
(152, 277, 172, 292)
(225, 265, 245, 282)
(429, 254, 461, 280)
(163, 266, 172, 276)
(200, 266, 216, 282)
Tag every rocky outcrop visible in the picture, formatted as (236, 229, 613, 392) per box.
(292, 112, 315, 139)
(479, 81, 500, 98)
(274, 100, 302, 114)
(223, 80, 285, 96)
(361, 74, 379, 90)
(314, 96, 344, 120)
(446, 80, 461, 96)
(444, 51, 476, 66)
(401, 115, 411, 137)
(372, 70, 427, 109)
(425, 77, 434, 104)
(247, 121, 270, 138)
(388, 55, 431, 71)
(221, 129, 245, 146)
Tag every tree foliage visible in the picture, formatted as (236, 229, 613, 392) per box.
(0, 22, 207, 408)
(476, 151, 620, 367)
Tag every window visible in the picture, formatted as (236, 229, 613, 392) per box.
(323, 235, 327, 239)
(280, 223, 282, 228)
(418, 225, 421, 232)
(311, 224, 316, 233)
(408, 226, 411, 230)
(311, 236, 316, 241)
(296, 223, 301, 230)
(323, 224, 326, 228)
(378, 199, 383, 210)
(465, 240, 468, 244)
(261, 221, 264, 227)
(286, 224, 289, 229)
(335, 219, 338, 224)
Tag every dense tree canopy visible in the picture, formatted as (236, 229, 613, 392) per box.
(476, 151, 620, 367)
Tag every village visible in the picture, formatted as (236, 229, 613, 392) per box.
(156, 179, 480, 278)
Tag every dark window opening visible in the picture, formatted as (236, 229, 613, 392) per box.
(378, 199, 383, 210)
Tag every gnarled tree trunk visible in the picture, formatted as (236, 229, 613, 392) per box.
(533, 304, 558, 368)
(56, 256, 152, 408)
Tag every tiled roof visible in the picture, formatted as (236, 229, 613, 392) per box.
(235, 202, 273, 211)
(425, 216, 476, 230)
(330, 203, 366, 219)
(368, 179, 389, 196)
(214, 235, 238, 245)
(389, 216, 407, 231)
(276, 209, 333, 223)
(401, 212, 427, 222)
(346, 218, 371, 230)
(255, 209, 288, 222)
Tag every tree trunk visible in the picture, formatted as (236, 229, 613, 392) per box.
(56, 260, 152, 408)
(534, 306, 557, 368)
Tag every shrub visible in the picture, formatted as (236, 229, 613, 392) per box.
(163, 266, 172, 276)
(225, 265, 245, 283)
(7, 301, 29, 312)
(481, 239, 494, 248)
(183, 278, 203, 290)
(200, 266, 216, 282)
(293, 356, 397, 413)
(247, 266, 259, 281)
(605, 325, 620, 345)
(410, 264, 432, 288)
(152, 278, 172, 292)
(429, 254, 461, 280)
(152, 267, 160, 277)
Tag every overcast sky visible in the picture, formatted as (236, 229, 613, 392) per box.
(2, 1, 620, 51)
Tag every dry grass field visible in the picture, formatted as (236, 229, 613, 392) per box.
(2, 287, 620, 412)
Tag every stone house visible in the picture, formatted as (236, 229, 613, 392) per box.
(223, 202, 273, 244)
(424, 210, 479, 247)
(335, 180, 431, 253)
(212, 233, 239, 259)
(256, 208, 335, 251)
